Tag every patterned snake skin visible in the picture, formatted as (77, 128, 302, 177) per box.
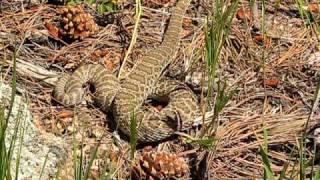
(54, 0, 200, 142)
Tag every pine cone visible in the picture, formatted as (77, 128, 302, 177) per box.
(59, 5, 98, 40)
(133, 146, 189, 179)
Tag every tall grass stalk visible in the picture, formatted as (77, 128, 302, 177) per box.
(69, 112, 100, 180)
(260, 80, 320, 179)
(295, 0, 312, 26)
(205, 0, 238, 94)
(73, 113, 85, 180)
(0, 105, 8, 180)
(39, 151, 50, 180)
(130, 111, 137, 159)
(257, 0, 275, 179)
(83, 141, 100, 180)
(301, 81, 320, 179)
(295, 0, 320, 42)
(118, 0, 142, 79)
(14, 108, 27, 180)
(99, 149, 117, 180)
(0, 45, 25, 180)
(200, 0, 238, 139)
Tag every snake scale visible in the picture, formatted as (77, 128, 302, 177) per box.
(54, 0, 200, 142)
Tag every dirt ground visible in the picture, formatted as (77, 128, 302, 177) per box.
(1, 0, 320, 179)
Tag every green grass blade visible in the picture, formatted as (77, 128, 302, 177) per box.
(260, 114, 273, 179)
(71, 111, 80, 180)
(309, 143, 318, 180)
(313, 168, 320, 180)
(4, 45, 17, 128)
(77, 127, 85, 180)
(259, 145, 275, 180)
(190, 137, 215, 150)
(130, 110, 137, 159)
(205, 0, 238, 95)
(279, 147, 296, 180)
(15, 111, 27, 180)
(201, 0, 238, 140)
(299, 139, 306, 180)
(39, 151, 50, 180)
(201, 79, 233, 137)
(6, 105, 22, 179)
(99, 157, 116, 180)
(0, 104, 7, 179)
(4, 45, 19, 180)
(83, 141, 100, 180)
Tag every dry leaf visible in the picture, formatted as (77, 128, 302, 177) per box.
(44, 21, 60, 39)
(254, 35, 271, 47)
(182, 18, 192, 27)
(308, 3, 319, 13)
(181, 29, 193, 38)
(91, 50, 102, 61)
(236, 8, 252, 21)
(56, 110, 74, 118)
(264, 79, 280, 87)
(104, 58, 115, 71)
(109, 151, 118, 162)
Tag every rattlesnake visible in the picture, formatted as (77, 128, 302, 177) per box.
(53, 0, 200, 142)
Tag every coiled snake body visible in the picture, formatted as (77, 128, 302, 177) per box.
(54, 0, 200, 142)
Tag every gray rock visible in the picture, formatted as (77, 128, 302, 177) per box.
(0, 83, 67, 180)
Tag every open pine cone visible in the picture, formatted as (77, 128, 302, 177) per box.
(133, 146, 189, 179)
(59, 5, 98, 40)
